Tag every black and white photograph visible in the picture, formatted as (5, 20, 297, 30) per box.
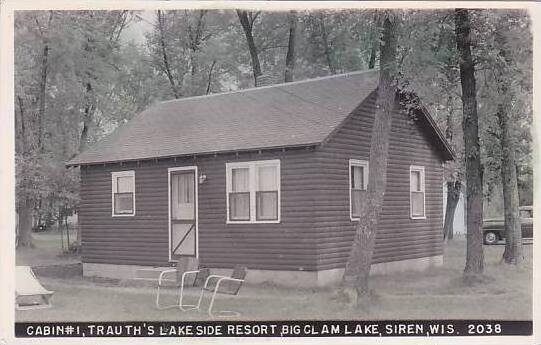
(0, 1, 538, 343)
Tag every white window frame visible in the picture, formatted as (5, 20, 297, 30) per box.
(409, 165, 426, 220)
(349, 159, 369, 221)
(226, 159, 281, 224)
(111, 170, 135, 217)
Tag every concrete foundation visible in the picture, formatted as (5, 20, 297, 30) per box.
(83, 255, 443, 288)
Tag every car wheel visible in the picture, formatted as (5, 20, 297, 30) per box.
(484, 231, 498, 245)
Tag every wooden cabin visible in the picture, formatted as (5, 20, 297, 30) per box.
(67, 70, 454, 287)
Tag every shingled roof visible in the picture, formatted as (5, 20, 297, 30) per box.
(67, 70, 453, 166)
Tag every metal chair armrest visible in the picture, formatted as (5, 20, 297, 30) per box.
(212, 276, 245, 292)
(204, 275, 245, 289)
(180, 270, 200, 285)
(158, 269, 178, 285)
(203, 274, 228, 288)
(216, 277, 245, 284)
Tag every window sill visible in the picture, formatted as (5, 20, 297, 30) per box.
(410, 216, 426, 220)
(227, 220, 281, 225)
(112, 213, 136, 217)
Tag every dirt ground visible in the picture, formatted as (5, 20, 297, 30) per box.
(15, 230, 532, 321)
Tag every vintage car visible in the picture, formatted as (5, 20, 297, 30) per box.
(483, 205, 533, 245)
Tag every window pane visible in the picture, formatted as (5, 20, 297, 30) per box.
(351, 190, 363, 217)
(258, 166, 277, 191)
(256, 191, 278, 220)
(411, 171, 421, 192)
(411, 191, 424, 217)
(171, 173, 195, 220)
(351, 166, 364, 189)
(230, 192, 250, 220)
(114, 193, 133, 214)
(176, 173, 194, 203)
(117, 176, 133, 193)
(232, 168, 249, 192)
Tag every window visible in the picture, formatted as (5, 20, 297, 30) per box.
(410, 165, 425, 219)
(349, 159, 369, 220)
(112, 171, 135, 216)
(230, 167, 250, 221)
(226, 160, 280, 223)
(256, 165, 279, 221)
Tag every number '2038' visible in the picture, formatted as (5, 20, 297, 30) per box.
(467, 323, 502, 334)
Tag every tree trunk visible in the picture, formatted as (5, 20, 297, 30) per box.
(66, 218, 71, 250)
(16, 80, 33, 248)
(284, 11, 297, 82)
(187, 10, 207, 77)
(18, 197, 34, 247)
(237, 10, 262, 86)
(368, 40, 377, 70)
(342, 13, 398, 305)
(444, 181, 461, 240)
(16, 96, 27, 156)
(157, 10, 181, 98)
(445, 95, 454, 142)
(318, 13, 336, 75)
(368, 13, 379, 70)
(78, 81, 95, 153)
(455, 9, 484, 279)
(36, 14, 52, 152)
(206, 60, 216, 95)
(60, 215, 65, 252)
(498, 104, 523, 264)
(493, 22, 523, 265)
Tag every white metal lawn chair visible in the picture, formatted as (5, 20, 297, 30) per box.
(155, 267, 210, 310)
(192, 265, 247, 317)
(15, 266, 54, 310)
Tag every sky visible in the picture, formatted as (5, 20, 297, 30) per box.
(121, 11, 154, 45)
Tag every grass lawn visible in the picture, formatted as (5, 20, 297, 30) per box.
(15, 231, 532, 321)
(16, 227, 80, 267)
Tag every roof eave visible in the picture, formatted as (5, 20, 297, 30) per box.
(418, 103, 457, 161)
(65, 142, 321, 167)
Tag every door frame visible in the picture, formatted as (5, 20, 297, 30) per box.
(168, 166, 199, 262)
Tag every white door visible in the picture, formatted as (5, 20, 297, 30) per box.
(169, 169, 197, 259)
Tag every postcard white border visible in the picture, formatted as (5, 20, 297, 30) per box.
(1, 1, 539, 345)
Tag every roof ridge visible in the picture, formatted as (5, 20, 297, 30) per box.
(159, 69, 377, 105)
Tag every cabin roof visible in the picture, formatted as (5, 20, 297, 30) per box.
(67, 70, 454, 166)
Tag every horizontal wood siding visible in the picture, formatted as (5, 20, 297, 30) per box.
(79, 149, 318, 270)
(314, 92, 445, 270)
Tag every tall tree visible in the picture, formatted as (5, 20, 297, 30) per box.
(157, 10, 181, 98)
(284, 11, 297, 82)
(236, 10, 263, 86)
(16, 11, 54, 247)
(493, 16, 523, 265)
(147, 10, 223, 96)
(15, 11, 138, 248)
(186, 10, 208, 76)
(342, 12, 399, 306)
(318, 13, 336, 74)
(455, 8, 484, 279)
(35, 11, 53, 152)
(78, 11, 132, 153)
